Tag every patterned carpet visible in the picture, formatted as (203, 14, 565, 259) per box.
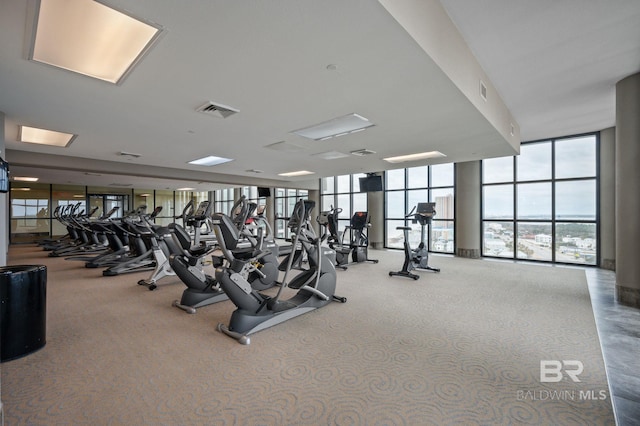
(2, 245, 614, 425)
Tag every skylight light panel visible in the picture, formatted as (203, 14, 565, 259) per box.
(291, 113, 375, 141)
(278, 170, 315, 177)
(188, 156, 234, 166)
(29, 0, 162, 84)
(383, 151, 446, 163)
(19, 125, 76, 147)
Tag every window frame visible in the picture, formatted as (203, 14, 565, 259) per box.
(481, 132, 600, 266)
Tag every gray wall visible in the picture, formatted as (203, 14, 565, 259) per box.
(599, 127, 615, 270)
(615, 72, 640, 307)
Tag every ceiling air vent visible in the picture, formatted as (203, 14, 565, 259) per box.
(119, 151, 141, 158)
(196, 101, 239, 119)
(351, 149, 376, 156)
(265, 141, 305, 153)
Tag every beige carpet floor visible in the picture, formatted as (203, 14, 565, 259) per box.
(2, 245, 614, 425)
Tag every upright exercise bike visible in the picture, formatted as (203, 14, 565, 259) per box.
(389, 202, 440, 280)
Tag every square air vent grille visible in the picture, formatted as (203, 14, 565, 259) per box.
(196, 101, 239, 118)
(351, 149, 376, 156)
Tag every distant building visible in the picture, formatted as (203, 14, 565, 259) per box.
(535, 234, 552, 246)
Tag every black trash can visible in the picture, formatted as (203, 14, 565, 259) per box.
(0, 265, 47, 362)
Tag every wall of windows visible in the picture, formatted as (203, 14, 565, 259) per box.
(10, 183, 51, 243)
(482, 133, 598, 265)
(320, 174, 368, 235)
(384, 164, 455, 253)
(8, 183, 216, 242)
(274, 188, 308, 239)
(241, 186, 268, 207)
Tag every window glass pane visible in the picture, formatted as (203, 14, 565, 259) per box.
(555, 223, 597, 265)
(10, 184, 50, 242)
(555, 180, 596, 220)
(386, 220, 406, 249)
(431, 163, 454, 187)
(555, 135, 597, 179)
(321, 195, 334, 212)
(336, 194, 350, 218)
(483, 222, 514, 257)
(352, 173, 366, 193)
(155, 190, 174, 219)
(386, 169, 405, 190)
(431, 220, 454, 253)
(483, 157, 513, 183)
(407, 166, 428, 188)
(287, 197, 297, 217)
(275, 219, 286, 239)
(517, 182, 551, 220)
(321, 177, 334, 194)
(407, 189, 428, 215)
(516, 222, 552, 261)
(336, 175, 350, 193)
(517, 142, 551, 181)
(483, 185, 513, 219)
(275, 197, 285, 217)
(352, 193, 367, 214)
(430, 188, 454, 220)
(386, 191, 405, 219)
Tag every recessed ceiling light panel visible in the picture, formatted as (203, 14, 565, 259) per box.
(278, 170, 315, 177)
(312, 151, 350, 160)
(383, 151, 446, 164)
(29, 0, 163, 84)
(19, 125, 76, 147)
(12, 176, 39, 182)
(188, 155, 233, 166)
(291, 113, 374, 141)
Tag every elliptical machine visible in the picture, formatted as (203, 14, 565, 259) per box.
(215, 199, 346, 345)
(389, 202, 440, 280)
(323, 208, 378, 269)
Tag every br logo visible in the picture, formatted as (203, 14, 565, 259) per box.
(540, 360, 584, 382)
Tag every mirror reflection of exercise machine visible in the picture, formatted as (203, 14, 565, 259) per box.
(389, 202, 440, 280)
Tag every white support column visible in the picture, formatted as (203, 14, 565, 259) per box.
(455, 161, 481, 258)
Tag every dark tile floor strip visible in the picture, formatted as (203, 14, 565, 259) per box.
(586, 269, 640, 426)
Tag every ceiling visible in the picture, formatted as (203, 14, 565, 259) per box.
(1, 0, 639, 191)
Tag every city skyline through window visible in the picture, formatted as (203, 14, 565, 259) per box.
(482, 133, 598, 265)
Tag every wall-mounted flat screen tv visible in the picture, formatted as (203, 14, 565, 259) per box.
(359, 175, 383, 192)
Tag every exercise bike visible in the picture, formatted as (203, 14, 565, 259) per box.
(389, 202, 440, 280)
(215, 199, 346, 345)
(170, 196, 279, 314)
